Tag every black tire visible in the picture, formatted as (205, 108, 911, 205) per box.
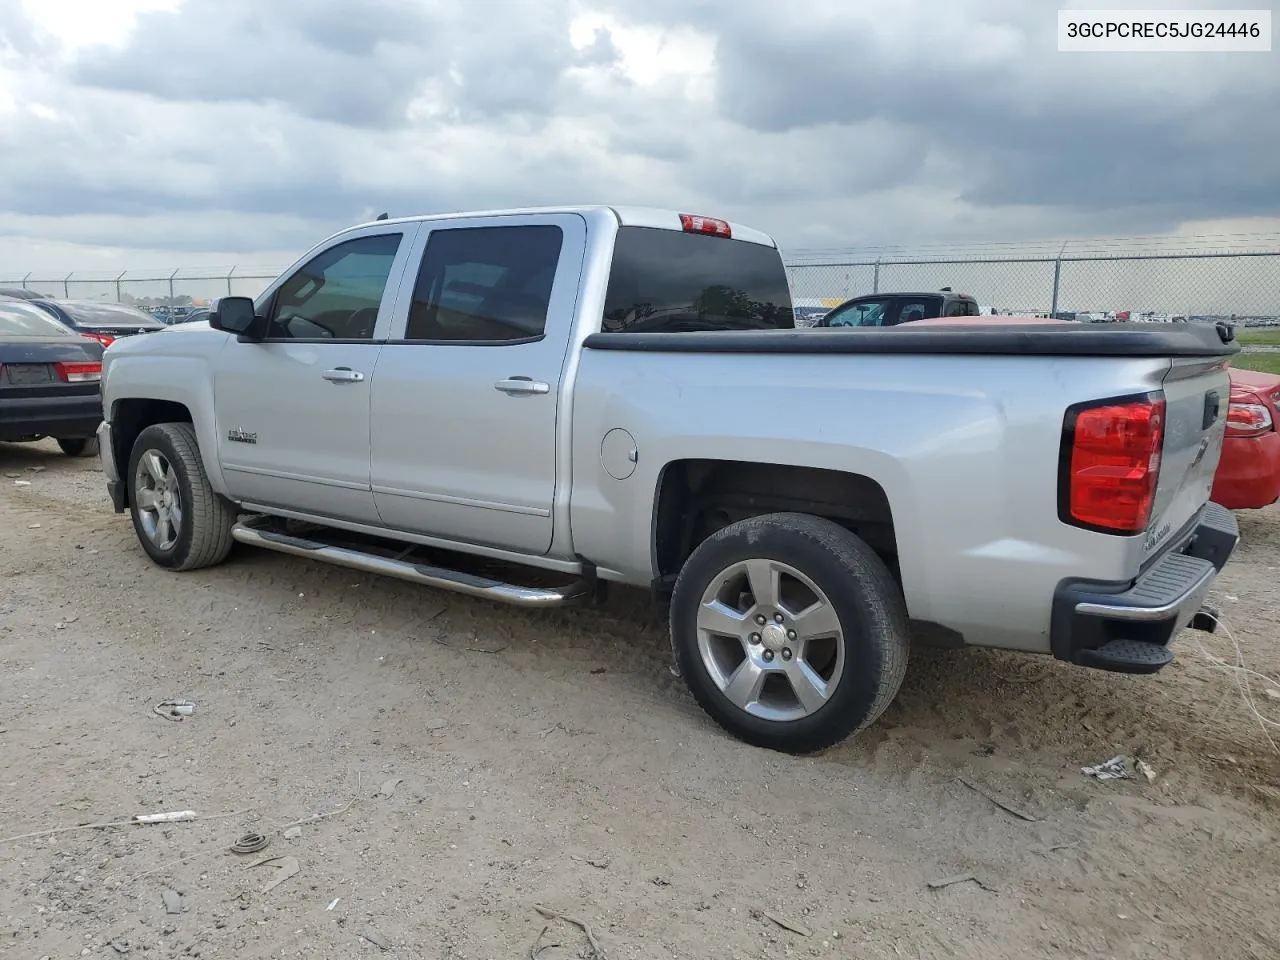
(127, 422, 237, 571)
(57, 437, 99, 458)
(670, 512, 909, 753)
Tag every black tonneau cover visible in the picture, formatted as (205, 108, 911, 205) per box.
(583, 322, 1239, 358)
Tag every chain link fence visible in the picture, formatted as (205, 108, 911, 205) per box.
(0, 266, 283, 308)
(4, 240, 1279, 324)
(785, 243, 1280, 324)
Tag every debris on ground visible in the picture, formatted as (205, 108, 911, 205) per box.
(161, 889, 184, 915)
(134, 810, 197, 824)
(954, 777, 1039, 822)
(358, 928, 391, 951)
(326, 897, 341, 911)
(1136, 759, 1158, 782)
(529, 925, 561, 960)
(377, 778, 402, 799)
(279, 784, 359, 830)
(466, 637, 510, 654)
(13, 480, 31, 487)
(761, 910, 812, 937)
(230, 833, 268, 855)
(534, 905, 608, 959)
(928, 873, 996, 892)
(153, 700, 197, 721)
(1082, 756, 1131, 781)
(569, 854, 610, 869)
(110, 939, 131, 953)
(248, 855, 300, 893)
(282, 826, 302, 840)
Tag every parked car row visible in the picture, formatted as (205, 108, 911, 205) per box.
(0, 298, 105, 456)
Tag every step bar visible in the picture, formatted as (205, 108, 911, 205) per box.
(230, 517, 593, 608)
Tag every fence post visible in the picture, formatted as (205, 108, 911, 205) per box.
(872, 258, 881, 294)
(169, 268, 178, 304)
(63, 273, 72, 298)
(1049, 241, 1068, 317)
(115, 270, 126, 303)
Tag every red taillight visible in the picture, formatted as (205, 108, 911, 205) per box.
(81, 331, 114, 347)
(1062, 394, 1165, 534)
(679, 214, 732, 238)
(1226, 393, 1273, 437)
(55, 361, 102, 383)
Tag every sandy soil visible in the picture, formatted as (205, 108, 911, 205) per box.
(2, 438, 1279, 960)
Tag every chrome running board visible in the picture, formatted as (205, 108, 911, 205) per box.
(231, 517, 592, 608)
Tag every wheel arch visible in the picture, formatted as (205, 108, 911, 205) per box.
(109, 392, 226, 507)
(652, 458, 901, 587)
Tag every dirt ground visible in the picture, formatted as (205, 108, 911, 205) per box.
(2, 439, 1279, 960)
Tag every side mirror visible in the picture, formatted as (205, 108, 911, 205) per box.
(209, 296, 265, 340)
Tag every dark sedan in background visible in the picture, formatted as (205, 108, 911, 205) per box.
(28, 298, 166, 347)
(0, 287, 51, 301)
(0, 298, 105, 457)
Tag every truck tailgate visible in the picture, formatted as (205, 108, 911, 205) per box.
(1144, 356, 1230, 561)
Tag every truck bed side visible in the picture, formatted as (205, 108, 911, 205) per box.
(568, 324, 1234, 654)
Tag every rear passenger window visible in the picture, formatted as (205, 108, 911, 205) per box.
(405, 226, 563, 342)
(267, 233, 402, 340)
(897, 300, 932, 324)
(944, 299, 982, 317)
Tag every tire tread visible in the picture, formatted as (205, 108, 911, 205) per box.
(132, 422, 236, 571)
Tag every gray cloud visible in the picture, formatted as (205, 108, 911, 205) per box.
(0, 0, 1276, 270)
(600, 0, 1280, 227)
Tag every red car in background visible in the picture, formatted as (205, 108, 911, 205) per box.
(898, 314, 1280, 511)
(1213, 367, 1280, 509)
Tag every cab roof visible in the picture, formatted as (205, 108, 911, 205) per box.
(344, 205, 779, 248)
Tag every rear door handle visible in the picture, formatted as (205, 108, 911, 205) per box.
(494, 377, 550, 396)
(322, 367, 365, 383)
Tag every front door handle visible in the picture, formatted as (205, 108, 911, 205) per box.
(322, 367, 365, 383)
(494, 377, 550, 396)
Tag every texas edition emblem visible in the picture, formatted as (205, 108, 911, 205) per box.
(227, 427, 258, 444)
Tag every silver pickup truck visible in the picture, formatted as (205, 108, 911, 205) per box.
(96, 205, 1240, 752)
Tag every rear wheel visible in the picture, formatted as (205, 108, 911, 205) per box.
(128, 423, 237, 571)
(57, 437, 99, 458)
(670, 512, 909, 753)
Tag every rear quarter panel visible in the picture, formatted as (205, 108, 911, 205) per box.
(570, 348, 1174, 653)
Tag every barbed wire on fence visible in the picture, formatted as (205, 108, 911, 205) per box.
(3, 237, 1279, 320)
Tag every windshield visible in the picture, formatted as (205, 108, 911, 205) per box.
(58, 301, 161, 327)
(0, 299, 77, 337)
(602, 227, 793, 333)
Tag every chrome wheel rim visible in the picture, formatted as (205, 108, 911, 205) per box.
(134, 450, 183, 551)
(695, 558, 845, 722)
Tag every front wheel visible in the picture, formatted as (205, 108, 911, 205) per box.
(128, 422, 237, 571)
(670, 512, 909, 753)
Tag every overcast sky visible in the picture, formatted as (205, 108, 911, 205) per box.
(0, 0, 1277, 275)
